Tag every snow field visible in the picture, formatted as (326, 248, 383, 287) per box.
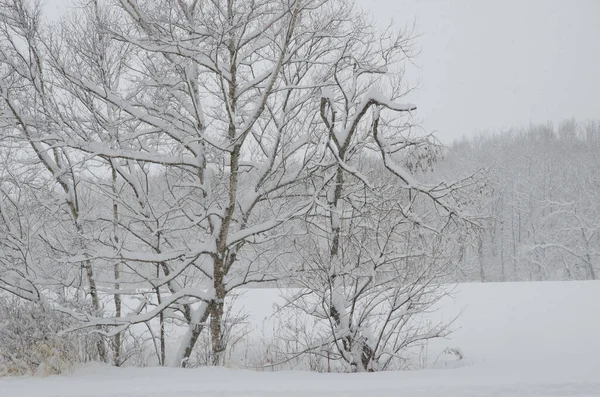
(2, 280, 600, 397)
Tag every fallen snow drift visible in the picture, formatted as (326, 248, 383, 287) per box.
(2, 281, 600, 397)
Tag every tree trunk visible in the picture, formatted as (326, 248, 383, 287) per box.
(112, 166, 122, 366)
(478, 235, 486, 282)
(84, 261, 107, 362)
(210, 262, 227, 366)
(155, 273, 165, 366)
(173, 302, 211, 367)
(113, 262, 122, 366)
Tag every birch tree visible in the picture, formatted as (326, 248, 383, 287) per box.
(2, 0, 424, 367)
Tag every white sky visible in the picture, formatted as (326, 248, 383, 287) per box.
(358, 0, 600, 142)
(43, 0, 600, 143)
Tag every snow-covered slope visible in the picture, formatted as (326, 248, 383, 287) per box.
(2, 281, 600, 397)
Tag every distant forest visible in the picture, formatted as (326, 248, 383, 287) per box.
(442, 119, 600, 282)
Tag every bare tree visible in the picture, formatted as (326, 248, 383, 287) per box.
(276, 13, 478, 368)
(286, 176, 466, 371)
(0, 0, 110, 361)
(3, 0, 441, 368)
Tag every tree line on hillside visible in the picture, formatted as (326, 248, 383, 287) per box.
(442, 120, 600, 283)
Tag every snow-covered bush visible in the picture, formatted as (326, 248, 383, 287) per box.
(0, 297, 93, 376)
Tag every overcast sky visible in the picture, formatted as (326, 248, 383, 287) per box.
(44, 0, 600, 143)
(357, 0, 600, 142)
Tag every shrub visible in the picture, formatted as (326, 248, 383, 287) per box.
(0, 296, 87, 376)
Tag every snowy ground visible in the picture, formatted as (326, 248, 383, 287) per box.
(3, 364, 600, 397)
(2, 281, 600, 397)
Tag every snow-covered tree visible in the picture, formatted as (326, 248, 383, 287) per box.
(2, 0, 472, 369)
(276, 16, 477, 370)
